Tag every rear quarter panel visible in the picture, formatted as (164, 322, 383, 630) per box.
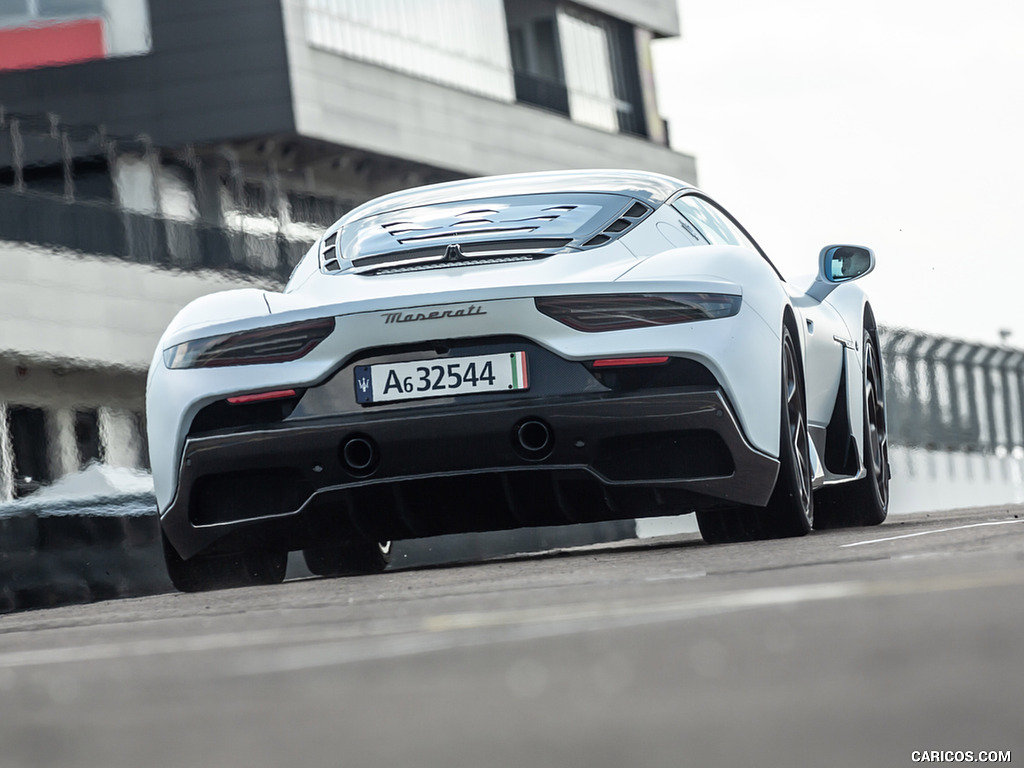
(616, 244, 791, 457)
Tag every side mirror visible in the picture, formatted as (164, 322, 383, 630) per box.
(820, 244, 875, 283)
(807, 244, 875, 301)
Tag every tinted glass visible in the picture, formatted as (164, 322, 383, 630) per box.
(672, 195, 759, 253)
(37, 0, 103, 14)
(0, 0, 27, 18)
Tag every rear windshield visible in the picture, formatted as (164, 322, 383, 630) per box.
(341, 192, 637, 259)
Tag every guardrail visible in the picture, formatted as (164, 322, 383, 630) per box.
(881, 327, 1023, 455)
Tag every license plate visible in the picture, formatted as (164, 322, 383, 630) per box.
(355, 351, 529, 404)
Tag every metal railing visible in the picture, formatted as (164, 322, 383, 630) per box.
(0, 186, 307, 283)
(881, 327, 1024, 454)
(0, 110, 338, 283)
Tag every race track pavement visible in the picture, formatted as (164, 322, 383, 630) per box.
(1, 505, 1022, 768)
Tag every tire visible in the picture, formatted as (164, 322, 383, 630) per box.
(758, 324, 814, 538)
(697, 324, 813, 543)
(814, 328, 889, 528)
(695, 505, 763, 545)
(162, 532, 288, 593)
(302, 539, 392, 577)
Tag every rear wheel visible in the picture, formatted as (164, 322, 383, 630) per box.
(758, 325, 814, 538)
(814, 328, 889, 528)
(697, 324, 813, 543)
(694, 505, 762, 544)
(302, 539, 392, 577)
(162, 532, 288, 593)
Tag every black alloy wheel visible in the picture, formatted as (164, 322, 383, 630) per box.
(758, 324, 814, 538)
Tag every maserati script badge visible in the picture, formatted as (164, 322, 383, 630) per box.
(382, 304, 487, 324)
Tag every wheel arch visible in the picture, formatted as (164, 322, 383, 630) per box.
(819, 299, 881, 483)
(863, 301, 883, 372)
(781, 304, 807, 388)
(781, 305, 802, 355)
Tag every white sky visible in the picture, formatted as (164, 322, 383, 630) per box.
(651, 0, 1024, 345)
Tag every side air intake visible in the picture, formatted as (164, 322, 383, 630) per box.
(320, 231, 343, 273)
(581, 200, 652, 248)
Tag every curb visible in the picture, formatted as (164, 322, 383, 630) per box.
(0, 493, 172, 614)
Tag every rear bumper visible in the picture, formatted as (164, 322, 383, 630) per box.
(162, 388, 778, 559)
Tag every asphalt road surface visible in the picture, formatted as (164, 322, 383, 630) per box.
(2, 506, 1023, 768)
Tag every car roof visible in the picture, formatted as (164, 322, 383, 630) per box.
(332, 169, 692, 230)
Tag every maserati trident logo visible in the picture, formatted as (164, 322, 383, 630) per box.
(357, 376, 370, 394)
(382, 304, 487, 325)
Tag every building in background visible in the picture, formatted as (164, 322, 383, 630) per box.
(0, 0, 694, 500)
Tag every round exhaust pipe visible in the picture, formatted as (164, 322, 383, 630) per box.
(340, 434, 379, 475)
(513, 418, 554, 460)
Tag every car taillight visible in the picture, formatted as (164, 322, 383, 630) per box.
(163, 317, 335, 369)
(534, 294, 741, 332)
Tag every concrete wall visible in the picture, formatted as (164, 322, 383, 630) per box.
(281, 0, 697, 183)
(575, 0, 680, 37)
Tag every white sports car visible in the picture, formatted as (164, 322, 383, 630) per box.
(147, 170, 889, 592)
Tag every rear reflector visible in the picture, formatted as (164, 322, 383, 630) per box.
(226, 389, 298, 405)
(592, 357, 670, 368)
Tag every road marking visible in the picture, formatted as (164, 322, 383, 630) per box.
(840, 519, 1024, 548)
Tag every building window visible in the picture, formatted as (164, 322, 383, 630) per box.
(74, 408, 102, 468)
(304, 0, 515, 102)
(507, 12, 569, 117)
(133, 411, 150, 471)
(505, 1, 647, 136)
(8, 405, 51, 498)
(557, 6, 620, 132)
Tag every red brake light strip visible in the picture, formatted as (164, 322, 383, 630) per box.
(226, 389, 298, 405)
(591, 356, 669, 368)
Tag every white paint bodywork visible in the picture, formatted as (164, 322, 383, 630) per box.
(146, 171, 876, 514)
